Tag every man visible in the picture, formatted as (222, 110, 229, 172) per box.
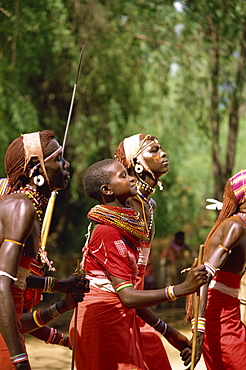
(188, 169, 246, 369)
(115, 134, 191, 369)
(0, 131, 88, 369)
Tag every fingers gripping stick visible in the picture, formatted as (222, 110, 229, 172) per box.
(191, 244, 204, 370)
(71, 259, 85, 370)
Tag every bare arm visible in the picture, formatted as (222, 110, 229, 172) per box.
(20, 286, 86, 334)
(0, 199, 36, 368)
(26, 273, 90, 293)
(136, 307, 191, 352)
(110, 259, 207, 309)
(188, 220, 244, 369)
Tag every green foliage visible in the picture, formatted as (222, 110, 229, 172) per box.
(0, 0, 245, 259)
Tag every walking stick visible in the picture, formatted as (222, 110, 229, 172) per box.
(190, 244, 204, 370)
(71, 259, 83, 370)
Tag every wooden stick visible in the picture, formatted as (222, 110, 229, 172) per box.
(190, 244, 204, 370)
(40, 190, 57, 248)
(71, 259, 82, 370)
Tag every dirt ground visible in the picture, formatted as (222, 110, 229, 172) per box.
(25, 329, 207, 370)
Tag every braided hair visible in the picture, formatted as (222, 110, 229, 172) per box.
(185, 177, 240, 322)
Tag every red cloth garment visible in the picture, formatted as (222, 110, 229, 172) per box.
(70, 286, 148, 370)
(83, 224, 139, 284)
(136, 246, 171, 370)
(203, 271, 246, 370)
(0, 256, 32, 369)
(70, 223, 149, 370)
(23, 258, 44, 313)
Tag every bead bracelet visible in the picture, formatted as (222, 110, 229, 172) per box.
(10, 353, 28, 365)
(152, 319, 168, 335)
(191, 317, 206, 334)
(115, 281, 133, 292)
(165, 285, 177, 301)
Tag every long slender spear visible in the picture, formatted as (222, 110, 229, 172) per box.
(40, 45, 85, 253)
(40, 45, 85, 370)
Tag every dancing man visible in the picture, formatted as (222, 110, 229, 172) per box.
(0, 131, 88, 369)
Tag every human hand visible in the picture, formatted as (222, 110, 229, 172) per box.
(181, 259, 207, 295)
(57, 285, 86, 312)
(182, 331, 204, 369)
(56, 274, 90, 294)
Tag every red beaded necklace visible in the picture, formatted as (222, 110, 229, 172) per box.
(12, 185, 49, 225)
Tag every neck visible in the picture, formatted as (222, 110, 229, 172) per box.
(28, 180, 52, 199)
(104, 200, 127, 208)
(134, 173, 157, 198)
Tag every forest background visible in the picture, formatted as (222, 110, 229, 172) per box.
(0, 0, 246, 284)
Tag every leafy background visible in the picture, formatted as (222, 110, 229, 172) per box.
(1, 0, 246, 282)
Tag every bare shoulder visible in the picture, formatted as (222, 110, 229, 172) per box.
(222, 216, 246, 232)
(0, 194, 36, 223)
(219, 216, 246, 247)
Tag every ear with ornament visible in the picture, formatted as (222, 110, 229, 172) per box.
(33, 175, 45, 187)
(132, 158, 144, 175)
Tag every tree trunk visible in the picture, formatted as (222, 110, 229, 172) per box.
(210, 17, 246, 200)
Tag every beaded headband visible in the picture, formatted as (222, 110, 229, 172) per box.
(229, 169, 246, 204)
(29, 146, 63, 178)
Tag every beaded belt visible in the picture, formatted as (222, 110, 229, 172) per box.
(13, 266, 30, 291)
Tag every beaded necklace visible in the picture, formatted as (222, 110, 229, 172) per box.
(235, 212, 246, 226)
(88, 204, 149, 247)
(136, 179, 155, 194)
(12, 185, 49, 225)
(136, 190, 154, 239)
(10, 185, 55, 270)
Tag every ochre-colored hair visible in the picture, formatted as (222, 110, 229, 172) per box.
(185, 179, 238, 322)
(4, 130, 55, 194)
(204, 180, 238, 250)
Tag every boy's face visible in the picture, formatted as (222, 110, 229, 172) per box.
(107, 161, 137, 204)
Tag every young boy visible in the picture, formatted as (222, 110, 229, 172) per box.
(69, 159, 207, 370)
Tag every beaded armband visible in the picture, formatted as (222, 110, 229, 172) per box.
(0, 270, 17, 281)
(45, 328, 71, 348)
(43, 276, 58, 293)
(115, 281, 133, 292)
(152, 318, 168, 335)
(47, 303, 61, 318)
(204, 262, 219, 277)
(191, 317, 206, 334)
(218, 244, 231, 253)
(10, 353, 28, 365)
(165, 285, 177, 301)
(33, 309, 46, 327)
(4, 238, 24, 247)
